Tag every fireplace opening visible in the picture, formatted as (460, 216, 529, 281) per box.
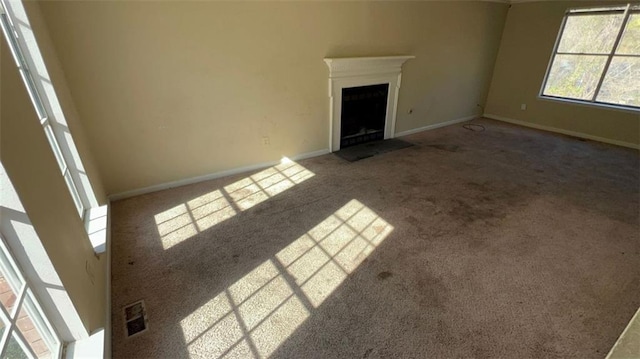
(340, 83, 389, 148)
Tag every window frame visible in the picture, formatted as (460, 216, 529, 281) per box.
(0, 0, 96, 218)
(539, 3, 640, 112)
(0, 234, 62, 359)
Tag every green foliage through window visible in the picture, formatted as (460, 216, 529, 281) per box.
(542, 4, 640, 109)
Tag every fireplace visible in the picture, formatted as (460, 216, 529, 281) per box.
(324, 56, 414, 152)
(340, 83, 389, 148)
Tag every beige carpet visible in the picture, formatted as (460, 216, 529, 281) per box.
(111, 118, 640, 358)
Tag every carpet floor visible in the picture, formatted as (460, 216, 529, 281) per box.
(111, 118, 640, 359)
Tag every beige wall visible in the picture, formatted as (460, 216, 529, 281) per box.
(37, 1, 508, 195)
(1, 37, 105, 334)
(485, 1, 640, 147)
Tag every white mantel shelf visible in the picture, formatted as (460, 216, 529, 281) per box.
(324, 56, 415, 78)
(324, 55, 415, 152)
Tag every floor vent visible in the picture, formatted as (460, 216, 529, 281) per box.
(123, 300, 149, 338)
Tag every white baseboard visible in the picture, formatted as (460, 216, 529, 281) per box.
(108, 148, 330, 201)
(103, 204, 111, 359)
(290, 149, 331, 161)
(484, 114, 640, 150)
(394, 114, 478, 137)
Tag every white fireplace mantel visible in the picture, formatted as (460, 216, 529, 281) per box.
(324, 56, 415, 152)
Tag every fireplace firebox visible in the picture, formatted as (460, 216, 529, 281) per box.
(340, 84, 389, 148)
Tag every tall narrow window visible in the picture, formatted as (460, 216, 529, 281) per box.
(541, 4, 640, 110)
(0, 1, 88, 216)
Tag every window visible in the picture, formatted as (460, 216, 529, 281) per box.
(0, 235, 61, 358)
(541, 4, 640, 110)
(0, 0, 91, 217)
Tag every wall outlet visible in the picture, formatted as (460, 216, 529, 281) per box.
(262, 136, 270, 145)
(520, 103, 527, 110)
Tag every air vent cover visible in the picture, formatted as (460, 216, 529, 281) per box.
(123, 300, 149, 338)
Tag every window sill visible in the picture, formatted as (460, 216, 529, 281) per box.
(538, 96, 640, 114)
(65, 329, 104, 359)
(84, 205, 108, 254)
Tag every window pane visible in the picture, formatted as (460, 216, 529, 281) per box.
(15, 291, 56, 359)
(0, 305, 9, 339)
(0, 242, 24, 316)
(0, 275, 17, 316)
(0, 247, 23, 294)
(3, 332, 30, 359)
(1, 12, 47, 121)
(64, 171, 84, 216)
(0, 13, 25, 72)
(543, 55, 608, 100)
(596, 57, 640, 107)
(558, 14, 624, 54)
(42, 125, 66, 173)
(616, 14, 640, 55)
(18, 70, 47, 121)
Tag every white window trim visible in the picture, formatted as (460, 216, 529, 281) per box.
(539, 3, 640, 112)
(0, 0, 106, 253)
(537, 94, 640, 114)
(0, 234, 62, 359)
(0, 164, 92, 345)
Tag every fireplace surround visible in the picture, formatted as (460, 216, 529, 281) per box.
(324, 56, 414, 152)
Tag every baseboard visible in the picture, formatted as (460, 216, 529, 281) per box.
(484, 114, 640, 150)
(104, 204, 111, 359)
(290, 149, 331, 161)
(108, 148, 330, 201)
(394, 114, 478, 138)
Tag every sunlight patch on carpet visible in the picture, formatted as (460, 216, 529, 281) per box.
(179, 200, 393, 358)
(154, 158, 314, 249)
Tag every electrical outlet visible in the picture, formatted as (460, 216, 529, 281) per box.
(521, 103, 527, 110)
(262, 136, 270, 145)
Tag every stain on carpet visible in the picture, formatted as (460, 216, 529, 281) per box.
(428, 144, 460, 152)
(406, 216, 420, 226)
(377, 271, 393, 280)
(449, 198, 504, 224)
(411, 270, 448, 309)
